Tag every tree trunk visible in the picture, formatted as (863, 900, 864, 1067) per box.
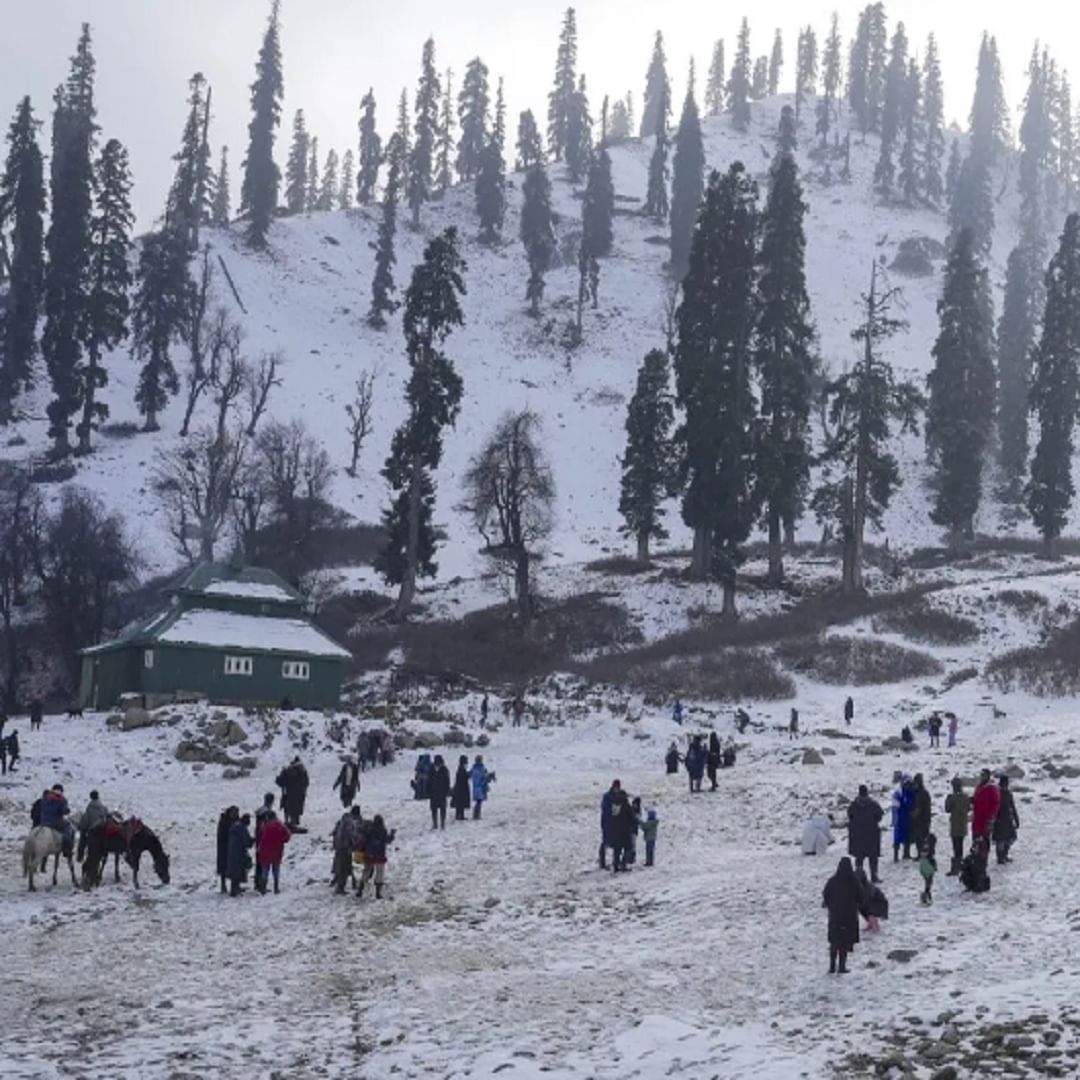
(1043, 531, 1055, 559)
(514, 547, 531, 627)
(767, 504, 783, 584)
(2, 614, 18, 714)
(721, 576, 737, 620)
(690, 526, 711, 580)
(394, 456, 424, 619)
(143, 412, 159, 433)
(783, 512, 796, 550)
(77, 346, 99, 456)
(199, 521, 216, 563)
(636, 531, 650, 563)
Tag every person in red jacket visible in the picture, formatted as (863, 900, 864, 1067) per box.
(256, 811, 291, 894)
(971, 769, 1001, 843)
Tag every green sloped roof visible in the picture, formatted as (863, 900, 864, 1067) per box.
(171, 562, 302, 604)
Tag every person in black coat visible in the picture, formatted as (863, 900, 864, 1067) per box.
(847, 784, 885, 883)
(451, 755, 471, 820)
(276, 758, 310, 828)
(822, 857, 861, 974)
(664, 743, 680, 774)
(992, 775, 1020, 864)
(216, 805, 240, 893)
(706, 732, 721, 791)
(909, 773, 932, 850)
(609, 789, 636, 873)
(226, 813, 254, 897)
(844, 696, 854, 725)
(333, 758, 360, 809)
(428, 754, 451, 829)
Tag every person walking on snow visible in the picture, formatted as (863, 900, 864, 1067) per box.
(256, 811, 291, 894)
(909, 774, 932, 852)
(332, 806, 363, 894)
(847, 784, 884, 882)
(428, 754, 451, 829)
(844, 697, 854, 726)
(609, 789, 636, 873)
(451, 755, 471, 820)
(928, 713, 942, 748)
(918, 833, 938, 905)
(992, 775, 1020, 864)
(707, 732, 721, 791)
(333, 757, 360, 808)
(944, 778, 970, 875)
(972, 769, 1000, 847)
(469, 755, 493, 819)
(672, 699, 684, 726)
(357, 815, 394, 899)
(823, 857, 861, 974)
(891, 775, 915, 861)
(216, 805, 239, 893)
(789, 708, 800, 740)
(253, 793, 275, 893)
(642, 808, 659, 867)
(276, 757, 310, 829)
(665, 742, 680, 774)
(684, 736, 706, 793)
(947, 713, 959, 747)
(599, 780, 621, 868)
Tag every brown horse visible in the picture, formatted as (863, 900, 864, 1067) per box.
(81, 820, 171, 889)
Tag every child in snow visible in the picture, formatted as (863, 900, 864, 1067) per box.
(625, 797, 642, 865)
(642, 808, 659, 867)
(960, 836, 991, 893)
(918, 832, 938, 905)
(854, 866, 888, 932)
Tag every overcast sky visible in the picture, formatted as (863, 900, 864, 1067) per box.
(3, 0, 1077, 227)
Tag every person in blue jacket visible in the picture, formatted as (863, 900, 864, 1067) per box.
(599, 779, 621, 868)
(469, 755, 494, 819)
(684, 736, 706, 793)
(39, 784, 75, 851)
(892, 774, 915, 862)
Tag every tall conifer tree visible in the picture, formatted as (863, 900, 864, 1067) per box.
(516, 110, 543, 171)
(408, 38, 440, 227)
(875, 22, 908, 195)
(669, 78, 704, 282)
(640, 32, 671, 139)
(548, 7, 578, 161)
(727, 19, 753, 132)
(969, 33, 1009, 163)
(456, 58, 490, 181)
(705, 40, 726, 117)
(435, 67, 455, 195)
(769, 31, 784, 96)
(284, 109, 309, 214)
(475, 135, 506, 243)
(368, 133, 403, 329)
(339, 149, 355, 210)
(241, 0, 283, 248)
(167, 72, 212, 250)
(922, 34, 945, 205)
(520, 164, 556, 316)
(356, 90, 381, 205)
(644, 82, 670, 222)
(211, 145, 231, 226)
(565, 75, 593, 183)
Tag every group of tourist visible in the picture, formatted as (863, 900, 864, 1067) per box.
(409, 753, 495, 824)
(665, 732, 737, 792)
(598, 779, 658, 872)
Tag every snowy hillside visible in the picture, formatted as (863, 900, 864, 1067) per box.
(4, 95, 1031, 600)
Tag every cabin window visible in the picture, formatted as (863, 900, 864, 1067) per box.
(282, 660, 310, 681)
(224, 655, 253, 676)
(143, 649, 154, 670)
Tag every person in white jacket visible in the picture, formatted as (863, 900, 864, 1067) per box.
(802, 814, 834, 855)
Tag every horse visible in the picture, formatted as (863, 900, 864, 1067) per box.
(22, 827, 79, 892)
(81, 819, 171, 889)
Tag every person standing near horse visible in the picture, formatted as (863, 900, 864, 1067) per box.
(256, 812, 291, 894)
(333, 757, 360, 809)
(77, 790, 110, 861)
(39, 784, 74, 851)
(226, 813, 254, 897)
(847, 785, 884, 883)
(451, 755, 471, 821)
(277, 758, 310, 829)
(216, 806, 239, 893)
(428, 754, 451, 830)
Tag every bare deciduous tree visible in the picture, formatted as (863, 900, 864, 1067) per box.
(345, 368, 377, 477)
(180, 250, 214, 438)
(0, 469, 40, 711)
(245, 350, 282, 437)
(462, 410, 555, 626)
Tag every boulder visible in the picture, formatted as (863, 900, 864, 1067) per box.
(221, 767, 251, 780)
(802, 749, 825, 766)
(887, 949, 919, 964)
(120, 707, 154, 732)
(105, 714, 124, 728)
(865, 745, 886, 756)
(211, 718, 247, 746)
(414, 731, 441, 749)
(444, 728, 467, 746)
(1002, 763, 1025, 779)
(476, 733, 490, 748)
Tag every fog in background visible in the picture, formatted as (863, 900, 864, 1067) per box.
(2, 0, 1077, 226)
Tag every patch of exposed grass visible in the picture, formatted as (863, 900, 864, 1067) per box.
(775, 634, 943, 685)
(985, 618, 1080, 696)
(872, 601, 980, 646)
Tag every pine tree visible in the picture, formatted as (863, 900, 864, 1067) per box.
(1027, 213, 1080, 554)
(516, 110, 544, 171)
(131, 228, 192, 431)
(897, 59, 925, 204)
(494, 78, 506, 157)
(875, 22, 908, 195)
(475, 135, 506, 244)
(926, 229, 996, 543)
(640, 32, 671, 139)
(0, 96, 45, 422)
(408, 38, 440, 227)
(520, 164, 555, 316)
(548, 7, 578, 161)
(356, 89, 382, 205)
(396, 88, 411, 158)
(669, 79, 704, 282)
(76, 138, 132, 454)
(969, 33, 1009, 163)
(305, 136, 319, 212)
(619, 349, 677, 560)
(583, 139, 614, 258)
(997, 244, 1039, 496)
(795, 27, 819, 125)
(818, 15, 843, 148)
(673, 163, 760, 613)
(752, 58, 769, 100)
(1057, 74, 1076, 212)
(922, 35, 945, 205)
(609, 99, 631, 142)
(755, 147, 816, 582)
(776, 104, 798, 155)
(211, 145, 231, 226)
(945, 137, 961, 203)
(769, 30, 784, 96)
(565, 75, 593, 183)
(284, 109, 309, 214)
(949, 151, 994, 257)
(42, 23, 97, 456)
(435, 67, 454, 195)
(1018, 46, 1051, 250)
(456, 57, 490, 181)
(376, 228, 467, 618)
(644, 81, 670, 222)
(706, 40, 726, 117)
(850, 3, 887, 135)
(317, 149, 339, 211)
(241, 0, 283, 248)
(166, 72, 212, 251)
(368, 133, 402, 329)
(814, 262, 923, 591)
(339, 149, 355, 210)
(728, 19, 753, 132)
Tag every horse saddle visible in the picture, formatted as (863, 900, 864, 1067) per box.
(103, 820, 125, 840)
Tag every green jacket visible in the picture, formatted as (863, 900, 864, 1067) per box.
(945, 791, 970, 837)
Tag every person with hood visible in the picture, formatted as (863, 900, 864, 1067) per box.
(77, 790, 111, 861)
(333, 757, 360, 809)
(802, 813, 834, 855)
(927, 713, 943, 748)
(735, 708, 751, 734)
(944, 778, 971, 875)
(216, 805, 240, 893)
(642, 808, 659, 866)
(30, 790, 46, 826)
(972, 769, 1001, 845)
(609, 789, 636, 872)
(900, 725, 914, 745)
(847, 784, 884, 882)
(665, 742, 680, 775)
(823, 857, 861, 974)
(891, 775, 915, 861)
(428, 754, 451, 829)
(332, 806, 363, 894)
(252, 793, 276, 893)
(256, 811, 291, 894)
(357, 814, 394, 898)
(599, 779, 621, 869)
(39, 784, 73, 849)
(684, 736, 706, 793)
(854, 866, 889, 932)
(276, 758, 310, 829)
(706, 732, 721, 791)
(909, 774, 932, 852)
(412, 754, 432, 800)
(470, 755, 493, 819)
(992, 775, 1020, 864)
(226, 813, 254, 897)
(451, 755, 471, 820)
(960, 836, 991, 893)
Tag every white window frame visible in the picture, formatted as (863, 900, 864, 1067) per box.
(282, 660, 310, 681)
(143, 649, 155, 670)
(224, 655, 253, 677)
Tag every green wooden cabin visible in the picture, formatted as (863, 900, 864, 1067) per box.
(79, 563, 351, 710)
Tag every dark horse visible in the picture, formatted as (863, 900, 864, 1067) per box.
(81, 819, 171, 889)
